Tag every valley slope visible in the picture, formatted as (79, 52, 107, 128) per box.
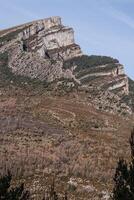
(0, 17, 134, 200)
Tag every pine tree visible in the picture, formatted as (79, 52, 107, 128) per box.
(112, 128, 134, 200)
(0, 171, 30, 200)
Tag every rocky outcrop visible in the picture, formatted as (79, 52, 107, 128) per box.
(62, 55, 131, 114)
(128, 78, 134, 112)
(18, 16, 81, 60)
(0, 16, 133, 115)
(0, 16, 82, 82)
(63, 55, 129, 96)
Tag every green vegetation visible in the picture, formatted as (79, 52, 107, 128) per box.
(0, 26, 30, 45)
(63, 55, 119, 72)
(128, 78, 134, 111)
(76, 63, 117, 79)
(0, 171, 30, 200)
(129, 78, 134, 92)
(0, 52, 49, 90)
(0, 52, 76, 94)
(112, 129, 134, 200)
(118, 78, 134, 112)
(0, 171, 68, 200)
(0, 29, 21, 44)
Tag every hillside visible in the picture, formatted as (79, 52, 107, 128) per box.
(129, 78, 134, 111)
(0, 17, 134, 200)
(0, 16, 133, 115)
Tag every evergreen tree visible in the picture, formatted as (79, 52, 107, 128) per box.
(113, 128, 134, 200)
(0, 171, 30, 200)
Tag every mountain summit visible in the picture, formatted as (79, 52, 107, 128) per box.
(0, 16, 134, 200)
(0, 16, 134, 115)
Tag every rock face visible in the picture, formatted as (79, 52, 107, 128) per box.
(63, 54, 132, 114)
(63, 55, 129, 96)
(0, 16, 82, 82)
(18, 16, 81, 60)
(78, 64, 129, 95)
(0, 16, 133, 115)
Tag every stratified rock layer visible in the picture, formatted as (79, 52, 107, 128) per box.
(0, 16, 82, 82)
(0, 16, 133, 114)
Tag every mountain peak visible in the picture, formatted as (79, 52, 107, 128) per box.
(0, 17, 133, 115)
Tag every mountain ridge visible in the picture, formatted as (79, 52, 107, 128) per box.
(0, 16, 133, 115)
(0, 16, 134, 200)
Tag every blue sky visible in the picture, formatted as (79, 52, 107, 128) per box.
(0, 0, 134, 79)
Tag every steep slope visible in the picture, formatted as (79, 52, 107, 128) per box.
(63, 55, 132, 115)
(128, 78, 134, 111)
(0, 16, 134, 200)
(0, 17, 82, 82)
(0, 86, 133, 200)
(0, 16, 133, 116)
(64, 55, 128, 95)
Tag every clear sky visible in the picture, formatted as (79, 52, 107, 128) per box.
(0, 0, 134, 79)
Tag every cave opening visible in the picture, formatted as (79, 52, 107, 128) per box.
(117, 68, 119, 75)
(45, 51, 50, 59)
(23, 43, 28, 52)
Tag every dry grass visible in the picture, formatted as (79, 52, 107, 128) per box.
(0, 86, 133, 199)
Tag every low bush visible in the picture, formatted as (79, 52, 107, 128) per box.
(63, 55, 119, 72)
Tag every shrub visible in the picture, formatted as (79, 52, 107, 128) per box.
(0, 171, 68, 200)
(128, 78, 134, 111)
(63, 55, 119, 72)
(0, 171, 30, 200)
(0, 52, 48, 89)
(0, 26, 31, 44)
(112, 128, 134, 200)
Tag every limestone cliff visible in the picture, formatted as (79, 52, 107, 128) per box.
(0, 16, 82, 82)
(0, 16, 133, 115)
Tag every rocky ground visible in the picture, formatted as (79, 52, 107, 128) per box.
(0, 83, 133, 199)
(0, 17, 134, 199)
